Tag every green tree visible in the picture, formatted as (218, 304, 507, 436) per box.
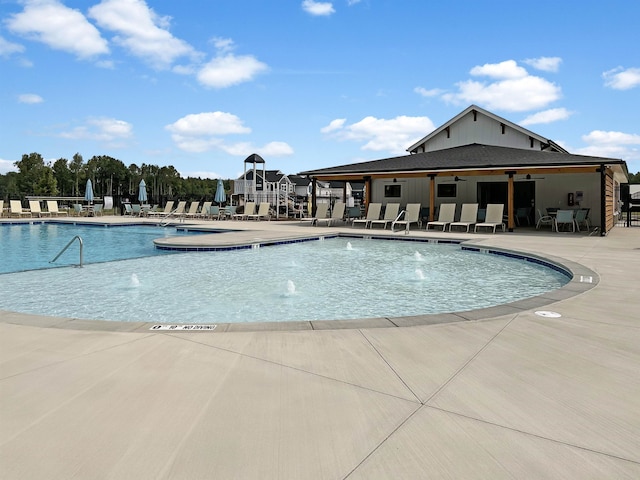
(69, 153, 84, 196)
(52, 158, 73, 196)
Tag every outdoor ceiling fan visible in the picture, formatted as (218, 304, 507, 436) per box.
(523, 173, 545, 180)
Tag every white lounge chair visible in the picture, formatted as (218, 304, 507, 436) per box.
(449, 203, 478, 232)
(10, 200, 31, 217)
(370, 203, 400, 229)
(46, 200, 68, 216)
(198, 201, 212, 219)
(301, 203, 329, 225)
(247, 202, 271, 221)
(233, 202, 255, 220)
(391, 203, 421, 233)
(426, 203, 456, 231)
(147, 201, 174, 217)
(316, 202, 345, 226)
(474, 204, 505, 233)
(352, 203, 381, 228)
(29, 200, 50, 217)
(183, 201, 200, 219)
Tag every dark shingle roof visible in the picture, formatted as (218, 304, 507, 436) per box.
(299, 144, 625, 176)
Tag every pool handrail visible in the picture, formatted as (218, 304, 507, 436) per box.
(50, 235, 84, 267)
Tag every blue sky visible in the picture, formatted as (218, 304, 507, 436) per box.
(1, 0, 639, 179)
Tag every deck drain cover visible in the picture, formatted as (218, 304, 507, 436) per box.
(535, 311, 562, 318)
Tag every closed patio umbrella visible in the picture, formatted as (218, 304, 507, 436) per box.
(214, 178, 226, 205)
(84, 179, 94, 204)
(138, 179, 148, 203)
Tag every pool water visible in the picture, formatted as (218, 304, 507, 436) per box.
(0, 234, 570, 324)
(0, 223, 203, 273)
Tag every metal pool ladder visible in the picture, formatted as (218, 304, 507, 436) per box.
(50, 235, 84, 267)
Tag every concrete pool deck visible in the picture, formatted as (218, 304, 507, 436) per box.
(1, 217, 639, 478)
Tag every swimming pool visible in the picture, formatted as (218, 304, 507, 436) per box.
(0, 227, 570, 324)
(0, 222, 205, 273)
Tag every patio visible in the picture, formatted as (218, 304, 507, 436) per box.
(0, 219, 638, 479)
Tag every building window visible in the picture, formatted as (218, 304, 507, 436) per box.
(437, 184, 457, 198)
(384, 184, 401, 198)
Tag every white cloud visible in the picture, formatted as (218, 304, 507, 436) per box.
(166, 112, 251, 136)
(442, 60, 561, 112)
(0, 36, 25, 57)
(520, 108, 572, 126)
(197, 53, 268, 88)
(470, 60, 528, 79)
(166, 112, 292, 156)
(575, 130, 640, 162)
(220, 141, 294, 157)
(323, 115, 435, 154)
(88, 0, 197, 69)
(7, 0, 109, 59)
(302, 0, 335, 16)
(0, 158, 18, 174)
(320, 118, 346, 133)
(603, 67, 640, 90)
(182, 170, 224, 180)
(59, 117, 133, 143)
(524, 56, 562, 72)
(18, 93, 44, 104)
(414, 87, 444, 97)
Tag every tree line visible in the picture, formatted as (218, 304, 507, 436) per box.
(0, 152, 231, 204)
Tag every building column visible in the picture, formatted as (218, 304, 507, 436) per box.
(507, 171, 515, 232)
(311, 178, 317, 216)
(428, 174, 436, 222)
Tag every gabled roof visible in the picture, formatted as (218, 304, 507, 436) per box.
(406, 104, 569, 154)
(300, 144, 627, 178)
(238, 169, 287, 182)
(288, 174, 312, 186)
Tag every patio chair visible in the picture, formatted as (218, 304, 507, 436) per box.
(232, 202, 255, 220)
(46, 200, 68, 216)
(132, 204, 142, 216)
(449, 203, 479, 232)
(391, 203, 421, 233)
(10, 200, 31, 218)
(516, 207, 531, 226)
(123, 204, 134, 216)
(316, 202, 345, 226)
(28, 200, 50, 217)
(474, 204, 505, 233)
(370, 203, 400, 229)
(352, 202, 381, 228)
(555, 209, 575, 233)
(574, 208, 590, 232)
(93, 204, 103, 216)
(72, 203, 84, 216)
(426, 203, 456, 231)
(536, 209, 554, 230)
(247, 202, 271, 221)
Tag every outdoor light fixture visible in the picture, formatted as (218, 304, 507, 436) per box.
(454, 176, 466, 182)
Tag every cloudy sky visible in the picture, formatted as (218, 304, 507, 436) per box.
(1, 0, 639, 178)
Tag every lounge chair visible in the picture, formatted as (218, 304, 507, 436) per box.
(183, 201, 200, 219)
(316, 202, 345, 226)
(301, 203, 329, 225)
(352, 203, 381, 228)
(147, 201, 174, 217)
(232, 202, 255, 220)
(474, 204, 505, 233)
(536, 208, 554, 230)
(10, 200, 31, 217)
(391, 203, 421, 233)
(426, 203, 456, 231)
(46, 200, 68, 216)
(449, 203, 479, 232)
(370, 203, 400, 229)
(555, 209, 576, 232)
(198, 201, 212, 219)
(28, 200, 50, 217)
(247, 202, 271, 221)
